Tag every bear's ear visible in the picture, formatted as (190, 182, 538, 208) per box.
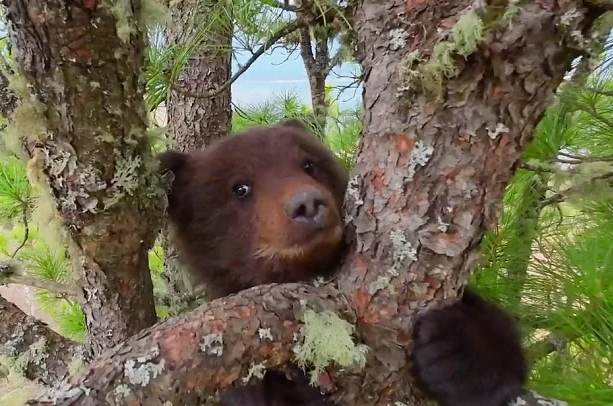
(158, 150, 188, 176)
(279, 118, 309, 131)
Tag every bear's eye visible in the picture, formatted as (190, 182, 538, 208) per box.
(232, 183, 252, 199)
(302, 159, 315, 175)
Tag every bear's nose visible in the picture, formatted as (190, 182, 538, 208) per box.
(286, 189, 329, 228)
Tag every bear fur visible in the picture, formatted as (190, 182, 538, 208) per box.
(158, 120, 528, 406)
(159, 119, 348, 299)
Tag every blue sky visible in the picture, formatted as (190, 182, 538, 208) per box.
(231, 41, 363, 111)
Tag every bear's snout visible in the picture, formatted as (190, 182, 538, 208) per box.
(285, 189, 330, 229)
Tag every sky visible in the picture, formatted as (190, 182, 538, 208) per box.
(230, 39, 363, 111)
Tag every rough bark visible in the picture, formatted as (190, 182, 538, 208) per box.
(3, 0, 162, 356)
(27, 284, 352, 405)
(161, 0, 233, 296)
(0, 295, 89, 386)
(0, 68, 18, 120)
(299, 26, 330, 134)
(334, 0, 607, 404)
(17, 1, 609, 406)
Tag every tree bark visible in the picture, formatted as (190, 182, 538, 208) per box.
(299, 26, 330, 136)
(3, 0, 163, 356)
(0, 68, 18, 120)
(17, 1, 610, 405)
(161, 0, 232, 296)
(0, 295, 88, 386)
(27, 284, 352, 405)
(334, 0, 607, 404)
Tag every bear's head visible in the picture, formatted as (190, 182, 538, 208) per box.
(159, 120, 349, 299)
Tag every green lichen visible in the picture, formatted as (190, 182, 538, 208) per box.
(399, 8, 486, 97)
(105, 0, 137, 43)
(3, 101, 48, 157)
(13, 337, 47, 376)
(139, 0, 170, 27)
(451, 10, 484, 58)
(501, 0, 521, 23)
(420, 41, 458, 97)
(293, 310, 369, 385)
(30, 185, 68, 252)
(105, 0, 169, 43)
(103, 155, 142, 208)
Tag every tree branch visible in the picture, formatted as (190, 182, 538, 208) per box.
(22, 283, 573, 406)
(26, 284, 354, 405)
(557, 150, 613, 163)
(173, 19, 307, 99)
(1, 274, 78, 296)
(526, 332, 570, 363)
(10, 204, 30, 258)
(511, 390, 569, 406)
(0, 295, 89, 386)
(324, 48, 345, 76)
(539, 171, 613, 207)
(266, 0, 299, 12)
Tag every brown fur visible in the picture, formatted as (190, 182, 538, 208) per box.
(159, 119, 348, 299)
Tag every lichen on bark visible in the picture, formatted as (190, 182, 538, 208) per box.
(2, 0, 165, 355)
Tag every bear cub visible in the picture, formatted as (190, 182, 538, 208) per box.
(158, 120, 528, 406)
(159, 119, 348, 299)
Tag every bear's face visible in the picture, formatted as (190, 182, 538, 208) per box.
(159, 120, 349, 298)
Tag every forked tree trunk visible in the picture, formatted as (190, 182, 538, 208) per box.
(15, 1, 610, 405)
(334, 0, 608, 402)
(161, 0, 232, 297)
(2, 0, 162, 356)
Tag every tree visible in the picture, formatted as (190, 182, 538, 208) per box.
(160, 0, 233, 298)
(2, 0, 611, 405)
(1, 0, 164, 356)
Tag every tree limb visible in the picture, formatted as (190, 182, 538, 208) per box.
(26, 284, 354, 405)
(173, 19, 307, 99)
(265, 0, 299, 12)
(510, 390, 569, 406)
(1, 274, 78, 296)
(526, 332, 570, 363)
(539, 171, 613, 207)
(0, 295, 89, 386)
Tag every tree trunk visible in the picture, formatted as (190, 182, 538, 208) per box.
(3, 0, 162, 356)
(17, 1, 609, 405)
(299, 26, 329, 137)
(335, 1, 608, 403)
(161, 0, 232, 297)
(0, 295, 88, 385)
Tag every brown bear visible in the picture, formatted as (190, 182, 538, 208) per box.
(159, 119, 348, 300)
(158, 120, 528, 406)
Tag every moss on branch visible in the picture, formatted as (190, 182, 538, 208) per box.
(26, 284, 355, 405)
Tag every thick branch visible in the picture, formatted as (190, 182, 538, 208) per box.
(26, 284, 353, 405)
(173, 19, 307, 99)
(0, 295, 88, 386)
